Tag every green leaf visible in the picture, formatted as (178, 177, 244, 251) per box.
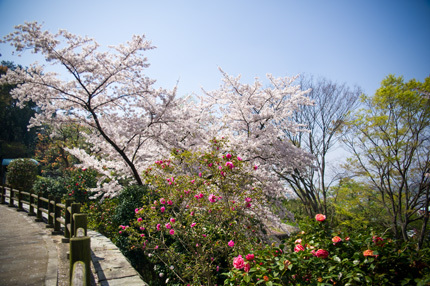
(244, 274, 250, 283)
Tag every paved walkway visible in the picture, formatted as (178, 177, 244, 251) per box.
(0, 204, 57, 286)
(0, 202, 148, 286)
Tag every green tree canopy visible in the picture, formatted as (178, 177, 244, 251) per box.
(344, 74, 430, 248)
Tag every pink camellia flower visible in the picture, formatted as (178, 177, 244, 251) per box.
(315, 249, 329, 259)
(202, 234, 207, 237)
(169, 229, 175, 235)
(190, 222, 196, 228)
(253, 165, 258, 170)
(218, 166, 222, 170)
(170, 218, 175, 223)
(315, 214, 326, 222)
(332, 236, 342, 245)
(190, 211, 194, 216)
(226, 153, 232, 159)
(140, 233, 145, 237)
(294, 244, 305, 252)
(135, 208, 139, 213)
(244, 263, 251, 272)
(160, 198, 166, 204)
(237, 156, 242, 161)
(208, 163, 213, 167)
(137, 217, 143, 222)
(245, 254, 255, 261)
(225, 161, 234, 169)
(233, 255, 245, 269)
(190, 179, 195, 184)
(228, 240, 235, 247)
(199, 172, 202, 177)
(208, 194, 217, 203)
(167, 200, 173, 205)
(140, 227, 145, 231)
(156, 224, 161, 231)
(165, 223, 171, 229)
(295, 239, 302, 244)
(160, 206, 165, 213)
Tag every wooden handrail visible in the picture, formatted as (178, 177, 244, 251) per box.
(0, 185, 91, 285)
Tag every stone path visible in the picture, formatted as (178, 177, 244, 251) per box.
(0, 204, 57, 286)
(0, 202, 148, 286)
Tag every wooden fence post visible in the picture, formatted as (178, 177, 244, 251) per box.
(28, 190, 36, 216)
(35, 192, 43, 222)
(70, 203, 81, 238)
(63, 198, 74, 242)
(73, 214, 88, 237)
(17, 189, 24, 211)
(8, 188, 14, 207)
(46, 195, 54, 228)
(52, 196, 62, 234)
(0, 185, 5, 204)
(69, 236, 91, 285)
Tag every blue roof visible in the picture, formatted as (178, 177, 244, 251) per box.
(2, 159, 39, 166)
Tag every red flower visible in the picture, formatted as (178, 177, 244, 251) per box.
(294, 244, 305, 252)
(245, 254, 255, 261)
(332, 236, 342, 245)
(244, 263, 251, 273)
(363, 249, 376, 257)
(315, 249, 329, 259)
(315, 214, 326, 222)
(233, 255, 245, 269)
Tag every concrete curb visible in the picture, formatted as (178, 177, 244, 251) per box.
(88, 230, 148, 286)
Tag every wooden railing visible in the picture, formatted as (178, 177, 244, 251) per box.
(0, 185, 91, 285)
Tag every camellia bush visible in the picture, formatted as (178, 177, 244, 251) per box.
(224, 214, 430, 286)
(124, 138, 279, 285)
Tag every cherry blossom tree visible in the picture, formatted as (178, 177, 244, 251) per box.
(0, 22, 204, 197)
(200, 69, 315, 210)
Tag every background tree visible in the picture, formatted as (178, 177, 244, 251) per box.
(1, 22, 204, 197)
(329, 178, 390, 232)
(277, 75, 362, 217)
(0, 61, 38, 158)
(343, 74, 430, 248)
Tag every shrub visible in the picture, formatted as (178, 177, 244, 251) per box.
(63, 167, 98, 203)
(224, 214, 430, 285)
(6, 158, 38, 191)
(32, 176, 68, 197)
(124, 139, 271, 285)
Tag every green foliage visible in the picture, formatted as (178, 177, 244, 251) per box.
(124, 139, 268, 285)
(224, 214, 430, 285)
(6, 158, 38, 191)
(83, 198, 119, 242)
(330, 178, 390, 233)
(113, 185, 149, 226)
(32, 176, 68, 197)
(344, 74, 430, 246)
(63, 168, 98, 203)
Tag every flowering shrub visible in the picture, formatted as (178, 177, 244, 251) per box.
(224, 214, 430, 285)
(125, 139, 271, 285)
(63, 167, 98, 202)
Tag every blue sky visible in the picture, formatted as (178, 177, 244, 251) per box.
(0, 0, 429, 97)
